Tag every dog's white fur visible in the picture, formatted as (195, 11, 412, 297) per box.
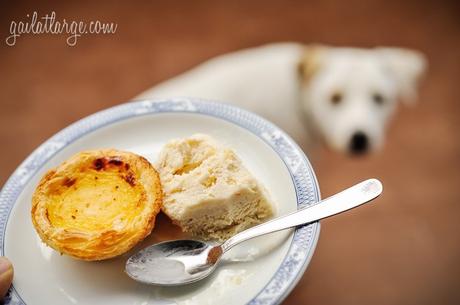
(137, 43, 426, 153)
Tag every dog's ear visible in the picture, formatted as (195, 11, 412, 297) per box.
(298, 45, 327, 84)
(377, 47, 427, 105)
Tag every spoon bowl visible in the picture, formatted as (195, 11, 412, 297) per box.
(126, 240, 222, 285)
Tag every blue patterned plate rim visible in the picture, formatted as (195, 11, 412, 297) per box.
(0, 97, 321, 305)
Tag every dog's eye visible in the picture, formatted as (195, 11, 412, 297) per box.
(330, 92, 343, 106)
(373, 93, 385, 106)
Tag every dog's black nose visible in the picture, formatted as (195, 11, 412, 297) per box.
(349, 131, 369, 154)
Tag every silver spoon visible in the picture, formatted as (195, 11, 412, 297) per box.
(125, 178, 382, 286)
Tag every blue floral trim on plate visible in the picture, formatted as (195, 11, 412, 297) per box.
(0, 98, 320, 305)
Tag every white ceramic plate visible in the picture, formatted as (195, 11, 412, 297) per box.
(0, 98, 320, 305)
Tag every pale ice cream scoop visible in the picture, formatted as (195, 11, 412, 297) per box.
(156, 134, 274, 241)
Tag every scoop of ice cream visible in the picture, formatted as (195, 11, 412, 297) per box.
(157, 134, 274, 241)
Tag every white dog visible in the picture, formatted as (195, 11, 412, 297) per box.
(137, 43, 426, 154)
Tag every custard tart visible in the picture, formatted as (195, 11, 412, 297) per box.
(31, 149, 162, 261)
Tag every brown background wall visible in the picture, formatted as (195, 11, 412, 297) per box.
(1, 1, 459, 304)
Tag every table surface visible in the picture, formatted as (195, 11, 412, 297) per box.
(1, 1, 459, 304)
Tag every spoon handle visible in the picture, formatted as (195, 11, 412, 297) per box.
(221, 178, 382, 252)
